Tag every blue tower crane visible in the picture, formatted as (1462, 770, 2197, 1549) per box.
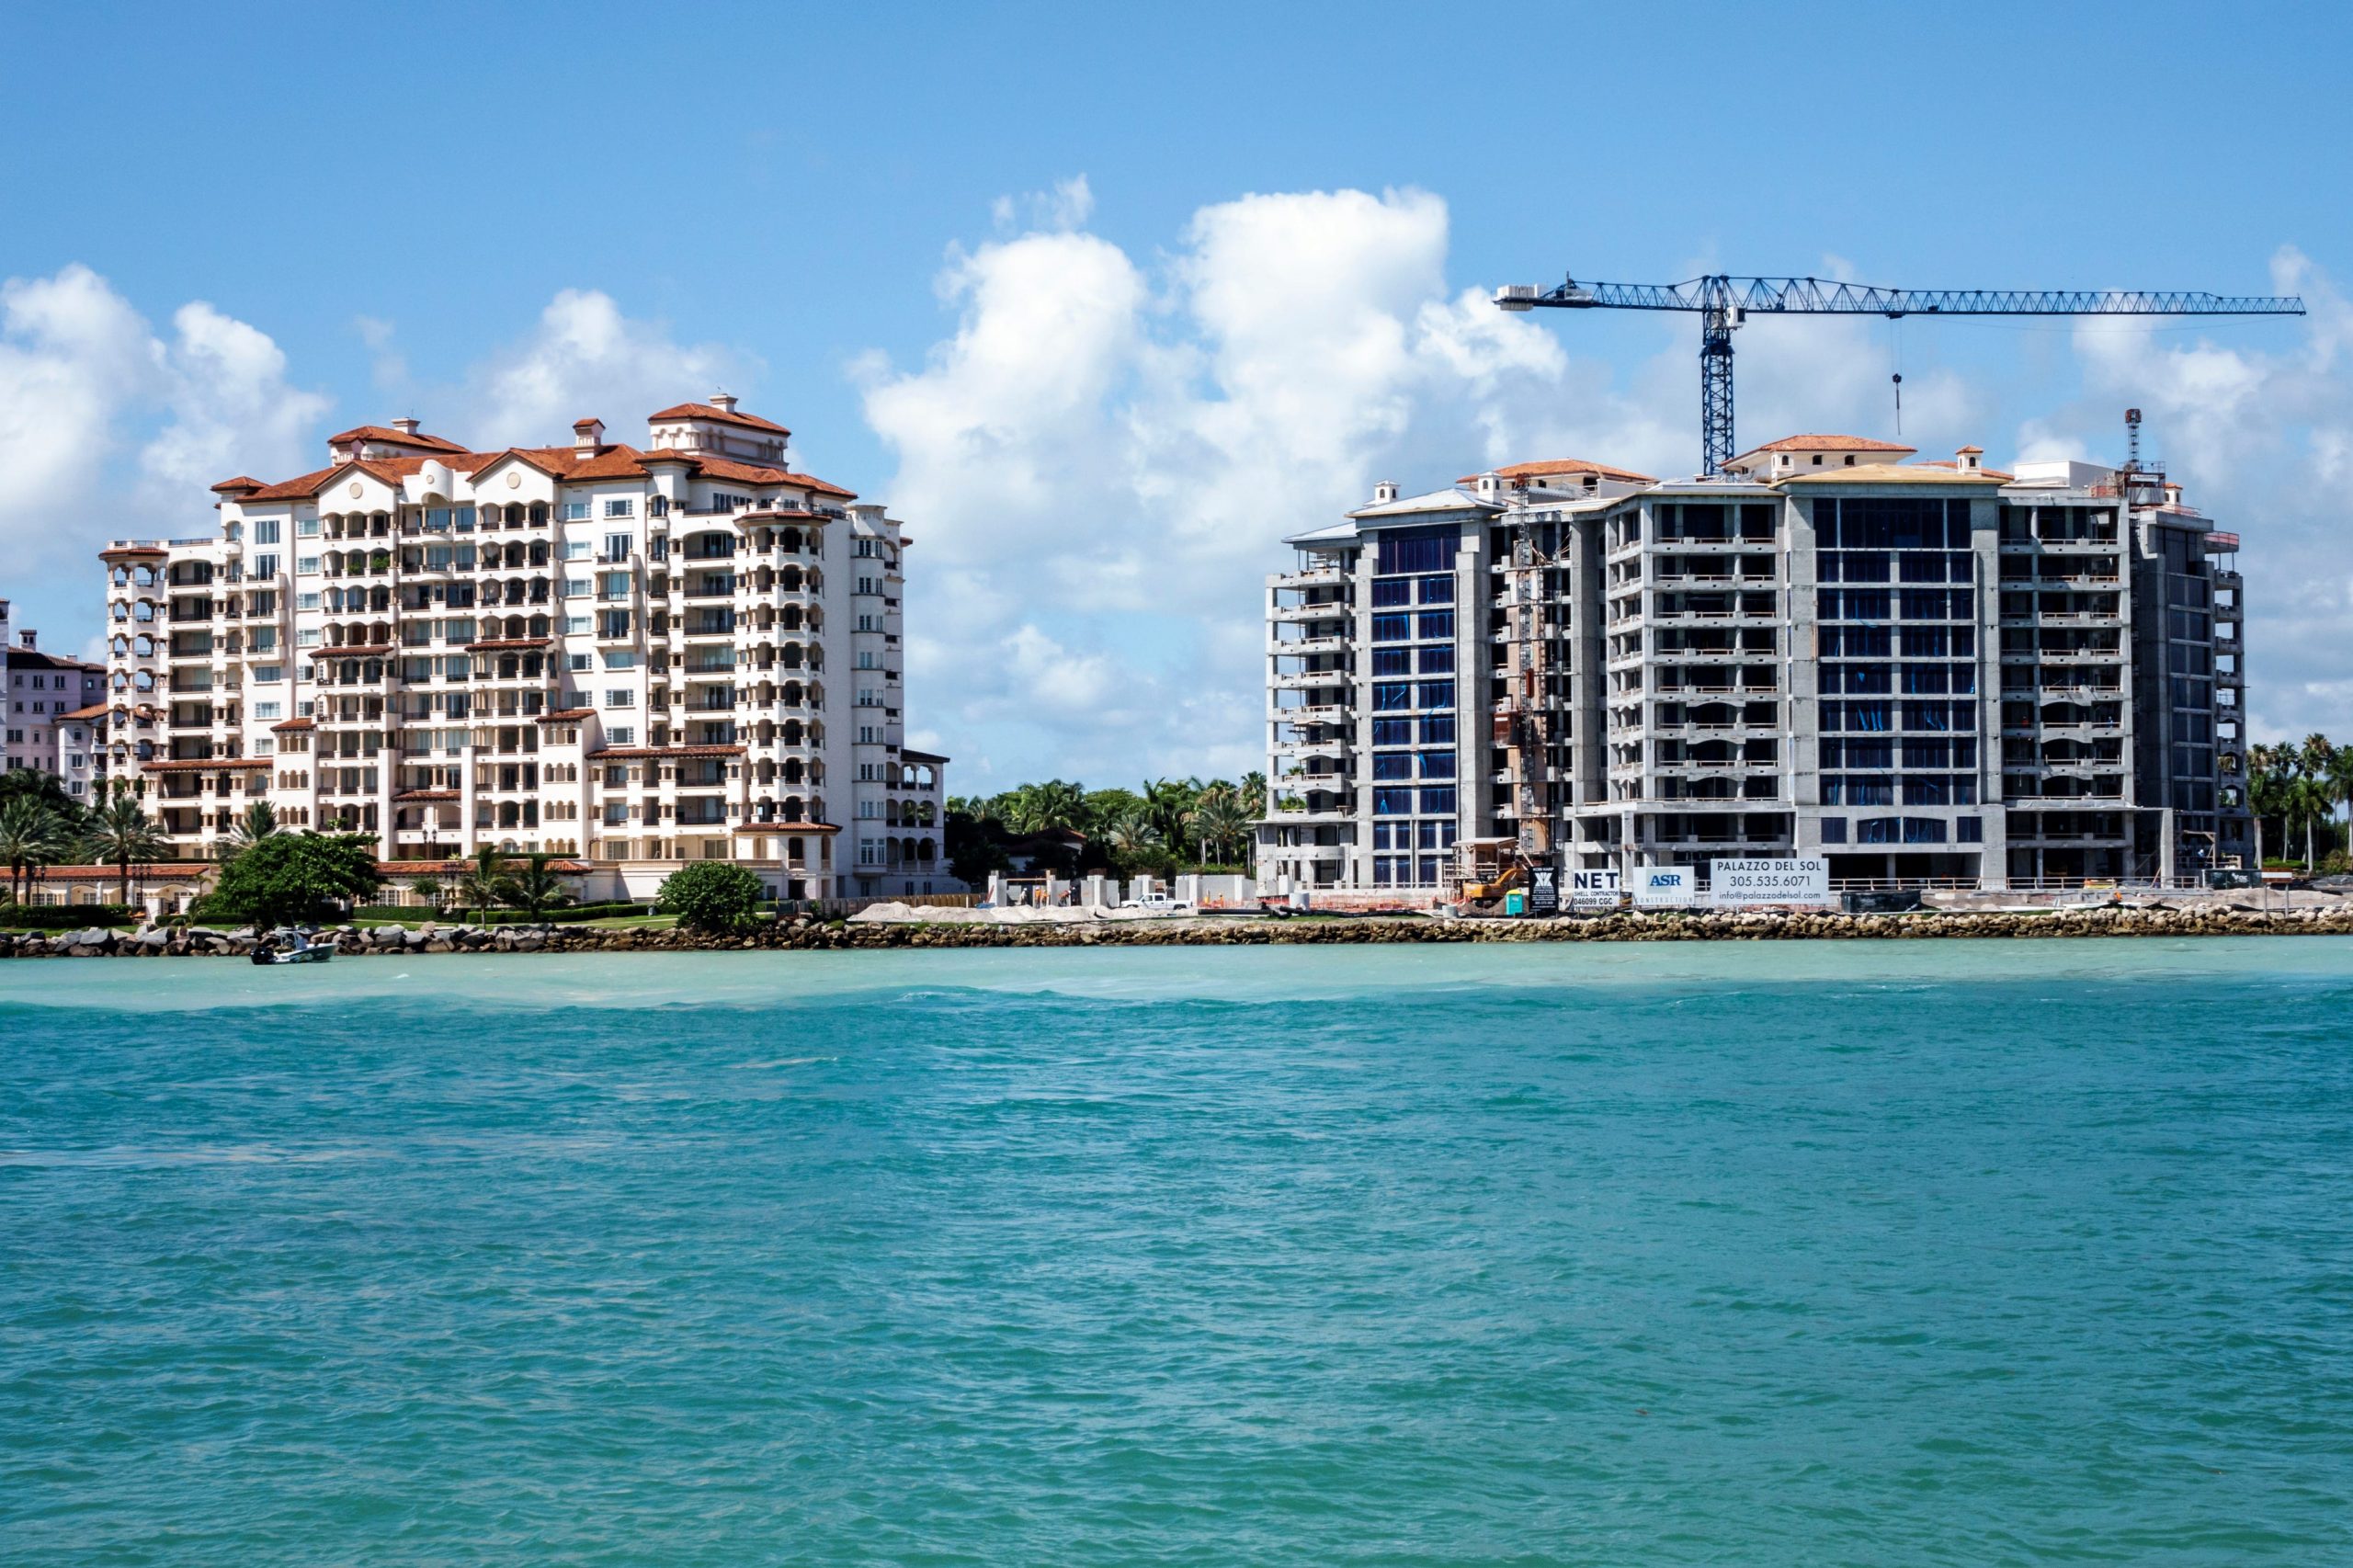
(1495, 275, 2306, 476)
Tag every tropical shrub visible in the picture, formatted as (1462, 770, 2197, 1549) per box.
(658, 861, 765, 934)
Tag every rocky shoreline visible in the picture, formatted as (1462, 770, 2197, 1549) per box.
(6, 903, 2353, 959)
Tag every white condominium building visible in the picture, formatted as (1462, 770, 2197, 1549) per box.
(1261, 436, 2252, 898)
(100, 398, 954, 899)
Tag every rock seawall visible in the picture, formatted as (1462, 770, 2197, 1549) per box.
(6, 904, 2353, 959)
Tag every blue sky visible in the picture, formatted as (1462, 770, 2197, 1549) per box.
(4, 1, 2348, 783)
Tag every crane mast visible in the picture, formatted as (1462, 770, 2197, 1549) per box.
(1498, 274, 2305, 475)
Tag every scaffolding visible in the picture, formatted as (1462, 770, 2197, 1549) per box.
(1449, 515, 1559, 907)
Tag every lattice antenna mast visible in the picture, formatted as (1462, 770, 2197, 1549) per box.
(1497, 276, 2305, 476)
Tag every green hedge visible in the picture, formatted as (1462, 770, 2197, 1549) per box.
(349, 901, 653, 926)
(0, 904, 138, 930)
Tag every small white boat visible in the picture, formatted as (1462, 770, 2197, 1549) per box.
(251, 928, 333, 965)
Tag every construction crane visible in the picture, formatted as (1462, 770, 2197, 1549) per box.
(1495, 275, 2306, 476)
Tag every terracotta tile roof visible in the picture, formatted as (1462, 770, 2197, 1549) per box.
(465, 637, 552, 652)
(319, 643, 396, 657)
(589, 744, 746, 759)
(537, 709, 596, 722)
(210, 476, 264, 494)
(141, 758, 271, 772)
(649, 401, 790, 437)
(695, 456, 856, 499)
(1748, 434, 1916, 454)
(329, 425, 468, 454)
(736, 820, 842, 834)
(100, 542, 169, 558)
(6, 650, 106, 674)
(1916, 460, 2017, 481)
(377, 858, 590, 875)
(60, 703, 109, 721)
(563, 445, 657, 481)
(270, 717, 315, 732)
(465, 446, 581, 481)
(1460, 458, 1657, 484)
(241, 465, 343, 502)
(27, 861, 211, 876)
(392, 789, 460, 801)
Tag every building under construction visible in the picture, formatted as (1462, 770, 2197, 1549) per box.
(1256, 433, 2251, 898)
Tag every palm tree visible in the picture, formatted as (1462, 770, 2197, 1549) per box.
(1140, 778, 1197, 858)
(2327, 743, 2353, 867)
(1104, 809, 1163, 860)
(225, 800, 279, 855)
(2248, 746, 2291, 870)
(452, 846, 517, 922)
(1009, 779, 1086, 835)
(82, 784, 170, 908)
(409, 874, 446, 915)
(2294, 774, 2336, 874)
(1193, 784, 1250, 865)
(1240, 769, 1268, 814)
(2299, 734, 2337, 869)
(0, 796, 75, 906)
(505, 852, 574, 921)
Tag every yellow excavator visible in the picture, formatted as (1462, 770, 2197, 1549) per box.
(1451, 837, 1533, 912)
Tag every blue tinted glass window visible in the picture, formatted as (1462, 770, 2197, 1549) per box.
(1371, 648, 1412, 676)
(1417, 680, 1455, 710)
(1418, 751, 1455, 778)
(1375, 526, 1457, 575)
(1371, 578, 1411, 607)
(1370, 718, 1412, 746)
(1416, 610, 1454, 641)
(1819, 816, 1847, 843)
(1371, 614, 1411, 642)
(1417, 786, 1456, 815)
(1901, 664, 1949, 695)
(1417, 646, 1454, 674)
(1372, 788, 1415, 815)
(1419, 713, 1455, 744)
(1371, 753, 1413, 780)
(1417, 576, 1454, 605)
(1373, 682, 1413, 711)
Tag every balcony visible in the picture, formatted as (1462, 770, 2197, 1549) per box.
(1268, 597, 1350, 624)
(1268, 566, 1345, 591)
(1272, 669, 1350, 691)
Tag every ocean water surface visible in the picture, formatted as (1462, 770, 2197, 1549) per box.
(3, 937, 2350, 1565)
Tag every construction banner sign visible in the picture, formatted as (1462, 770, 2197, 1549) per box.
(1706, 858, 1833, 907)
(1567, 869, 1621, 910)
(1632, 867, 1698, 908)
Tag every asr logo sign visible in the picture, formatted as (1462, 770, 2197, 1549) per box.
(1633, 867, 1694, 909)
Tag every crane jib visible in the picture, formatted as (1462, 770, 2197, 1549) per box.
(1495, 272, 2305, 473)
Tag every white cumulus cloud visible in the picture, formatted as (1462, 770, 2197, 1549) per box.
(0, 265, 325, 614)
(460, 289, 752, 449)
(860, 183, 1570, 788)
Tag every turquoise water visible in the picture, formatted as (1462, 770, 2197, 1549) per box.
(4, 939, 2350, 1565)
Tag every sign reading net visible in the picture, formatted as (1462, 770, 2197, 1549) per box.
(1706, 858, 1832, 907)
(1567, 869, 1621, 909)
